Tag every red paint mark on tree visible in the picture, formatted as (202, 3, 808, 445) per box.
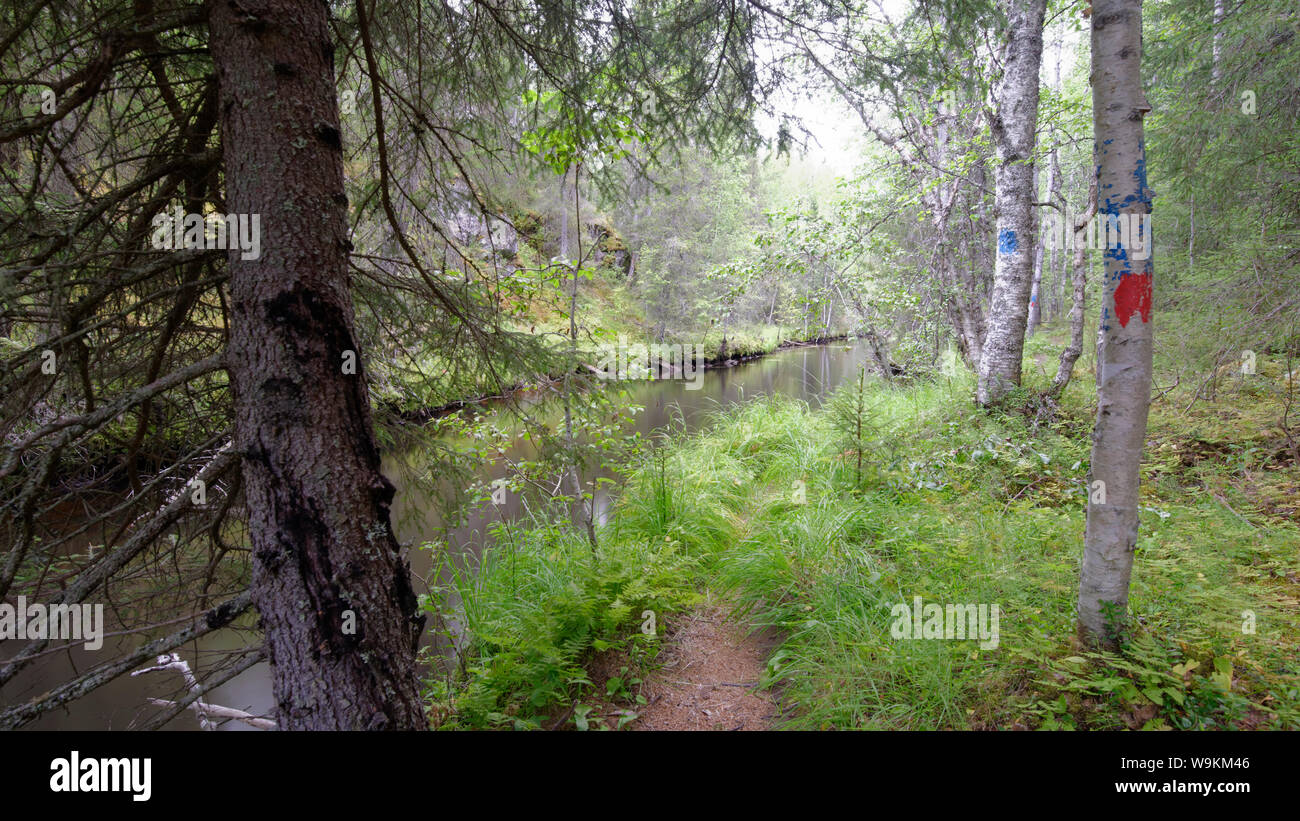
(1114, 273, 1152, 327)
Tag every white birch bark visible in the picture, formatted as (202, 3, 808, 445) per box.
(1211, 0, 1225, 84)
(559, 166, 570, 262)
(977, 0, 1047, 405)
(1045, 27, 1064, 321)
(1077, 0, 1157, 648)
(1027, 164, 1044, 336)
(1050, 177, 1097, 396)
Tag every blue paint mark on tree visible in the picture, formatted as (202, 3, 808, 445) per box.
(1132, 144, 1153, 207)
(998, 229, 1018, 255)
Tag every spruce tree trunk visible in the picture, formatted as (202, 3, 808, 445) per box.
(1077, 0, 1156, 649)
(208, 0, 426, 729)
(977, 0, 1046, 405)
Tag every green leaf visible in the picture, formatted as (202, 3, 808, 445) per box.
(1210, 657, 1233, 691)
(615, 711, 638, 730)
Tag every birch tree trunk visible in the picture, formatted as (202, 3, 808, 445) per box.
(1027, 165, 1044, 336)
(977, 0, 1047, 405)
(1045, 144, 1062, 321)
(559, 166, 571, 262)
(208, 0, 426, 729)
(1050, 177, 1097, 397)
(1045, 28, 1064, 322)
(1211, 0, 1225, 84)
(970, 156, 997, 304)
(1077, 0, 1156, 649)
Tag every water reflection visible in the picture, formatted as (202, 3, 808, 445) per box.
(10, 339, 874, 729)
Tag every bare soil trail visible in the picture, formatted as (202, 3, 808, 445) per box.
(631, 601, 780, 731)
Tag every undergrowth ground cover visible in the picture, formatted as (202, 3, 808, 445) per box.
(422, 324, 1300, 730)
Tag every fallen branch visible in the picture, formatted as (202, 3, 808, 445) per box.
(144, 698, 275, 730)
(132, 653, 217, 730)
(0, 590, 251, 729)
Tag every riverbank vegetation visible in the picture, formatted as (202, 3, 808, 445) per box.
(429, 321, 1300, 730)
(3, 0, 1298, 731)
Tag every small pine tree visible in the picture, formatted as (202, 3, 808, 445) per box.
(828, 365, 877, 490)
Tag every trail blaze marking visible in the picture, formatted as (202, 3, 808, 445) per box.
(1114, 272, 1152, 327)
(997, 229, 1018, 255)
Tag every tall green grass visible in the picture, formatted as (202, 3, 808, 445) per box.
(424, 345, 1300, 730)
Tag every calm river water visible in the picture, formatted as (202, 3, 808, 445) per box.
(8, 338, 876, 729)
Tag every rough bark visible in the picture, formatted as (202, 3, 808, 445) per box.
(864, 325, 892, 380)
(1077, 0, 1156, 649)
(208, 0, 425, 729)
(970, 155, 998, 304)
(947, 256, 988, 371)
(977, 0, 1047, 405)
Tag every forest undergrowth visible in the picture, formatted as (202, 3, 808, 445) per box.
(422, 321, 1300, 730)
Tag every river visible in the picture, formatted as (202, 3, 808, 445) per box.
(7, 338, 877, 729)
